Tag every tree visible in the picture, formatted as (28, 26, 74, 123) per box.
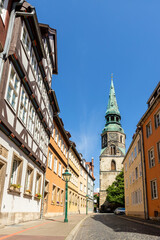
(106, 171, 124, 208)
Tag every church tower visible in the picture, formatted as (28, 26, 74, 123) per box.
(99, 75, 126, 211)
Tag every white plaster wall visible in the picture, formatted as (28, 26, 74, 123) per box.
(6, 105, 15, 128)
(20, 45, 28, 73)
(0, 131, 43, 214)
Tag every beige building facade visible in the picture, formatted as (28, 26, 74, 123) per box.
(123, 130, 147, 218)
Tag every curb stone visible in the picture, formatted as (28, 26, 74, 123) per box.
(65, 215, 90, 240)
(118, 216, 160, 229)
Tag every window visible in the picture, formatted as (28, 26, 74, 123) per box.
(111, 116, 114, 121)
(111, 160, 116, 170)
(125, 162, 127, 172)
(54, 128, 58, 143)
(27, 103, 35, 134)
(129, 175, 132, 185)
(58, 134, 61, 147)
(35, 173, 42, 196)
(25, 166, 33, 194)
(135, 167, 138, 180)
(10, 154, 23, 189)
(120, 136, 123, 143)
(131, 152, 134, 162)
(80, 168, 83, 176)
(6, 65, 20, 111)
(80, 182, 82, 191)
(62, 167, 65, 180)
(148, 148, 155, 168)
(54, 158, 57, 173)
(146, 122, 152, 138)
(0, 0, 9, 23)
(110, 145, 116, 155)
(138, 139, 141, 153)
(37, 69, 42, 90)
(57, 188, 60, 204)
(31, 49, 38, 75)
(22, 24, 31, 55)
(48, 151, 52, 169)
(134, 147, 137, 159)
(151, 180, 158, 199)
(129, 156, 131, 166)
(19, 88, 29, 124)
(52, 185, 56, 204)
(102, 134, 107, 148)
(157, 141, 160, 163)
(132, 171, 135, 183)
(40, 128, 45, 151)
(58, 162, 61, 177)
(139, 163, 142, 176)
(34, 116, 40, 143)
(126, 179, 128, 189)
(61, 190, 64, 205)
(84, 185, 86, 193)
(154, 110, 160, 129)
(61, 140, 64, 151)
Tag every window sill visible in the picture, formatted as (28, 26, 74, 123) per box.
(8, 188, 21, 196)
(24, 193, 32, 199)
(34, 196, 41, 201)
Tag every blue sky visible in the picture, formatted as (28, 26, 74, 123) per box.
(29, 0, 160, 191)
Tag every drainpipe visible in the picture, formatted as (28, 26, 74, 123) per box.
(0, 0, 24, 83)
(138, 126, 149, 219)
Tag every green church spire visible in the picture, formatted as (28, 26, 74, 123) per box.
(106, 74, 120, 116)
(102, 75, 124, 134)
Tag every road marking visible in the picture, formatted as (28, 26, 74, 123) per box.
(118, 216, 160, 229)
(0, 222, 50, 240)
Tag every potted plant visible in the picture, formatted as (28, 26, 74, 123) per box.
(51, 200, 55, 204)
(25, 189, 32, 194)
(10, 184, 21, 191)
(35, 193, 42, 199)
(57, 201, 59, 204)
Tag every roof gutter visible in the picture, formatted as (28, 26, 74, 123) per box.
(0, 0, 24, 83)
(16, 6, 46, 58)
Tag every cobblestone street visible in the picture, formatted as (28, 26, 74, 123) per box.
(74, 214, 160, 240)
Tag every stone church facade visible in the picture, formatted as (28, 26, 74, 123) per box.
(99, 77, 126, 211)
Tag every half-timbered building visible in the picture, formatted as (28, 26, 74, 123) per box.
(0, 1, 58, 225)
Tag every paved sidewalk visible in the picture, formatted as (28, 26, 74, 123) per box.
(0, 214, 89, 240)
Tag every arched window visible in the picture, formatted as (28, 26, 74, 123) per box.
(110, 145, 116, 155)
(120, 136, 123, 143)
(111, 160, 116, 170)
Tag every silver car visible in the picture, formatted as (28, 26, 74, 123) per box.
(114, 207, 125, 215)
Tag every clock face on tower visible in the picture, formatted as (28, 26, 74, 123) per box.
(109, 133, 117, 141)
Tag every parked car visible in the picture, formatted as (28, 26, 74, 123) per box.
(114, 207, 125, 215)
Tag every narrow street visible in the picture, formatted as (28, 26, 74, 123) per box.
(74, 213, 160, 240)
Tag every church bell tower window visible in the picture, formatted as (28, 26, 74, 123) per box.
(111, 160, 116, 170)
(110, 145, 116, 155)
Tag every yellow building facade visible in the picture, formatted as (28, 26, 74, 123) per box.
(123, 130, 146, 219)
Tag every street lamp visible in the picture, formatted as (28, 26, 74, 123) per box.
(62, 169, 71, 222)
(86, 194, 89, 215)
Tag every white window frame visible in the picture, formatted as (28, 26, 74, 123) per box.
(21, 23, 31, 56)
(151, 179, 158, 200)
(148, 148, 155, 168)
(34, 116, 40, 144)
(48, 151, 52, 169)
(146, 121, 152, 138)
(18, 87, 29, 124)
(58, 162, 61, 177)
(155, 110, 160, 129)
(27, 102, 35, 135)
(6, 64, 20, 112)
(54, 157, 57, 174)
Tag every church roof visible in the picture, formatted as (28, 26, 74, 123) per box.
(105, 76, 120, 117)
(102, 75, 124, 134)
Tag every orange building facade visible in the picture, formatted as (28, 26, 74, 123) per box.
(44, 116, 70, 217)
(138, 82, 160, 219)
